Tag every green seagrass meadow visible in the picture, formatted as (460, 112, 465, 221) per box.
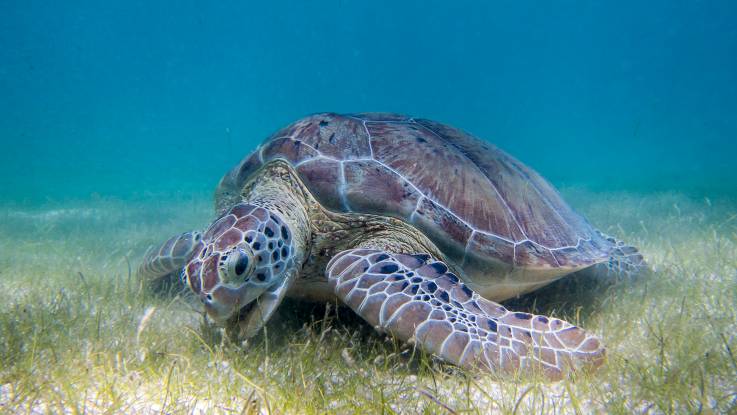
(1, 189, 735, 414)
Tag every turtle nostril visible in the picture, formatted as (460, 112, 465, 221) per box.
(206, 294, 212, 301)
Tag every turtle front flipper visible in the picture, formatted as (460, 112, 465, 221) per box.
(327, 249, 605, 380)
(138, 231, 204, 289)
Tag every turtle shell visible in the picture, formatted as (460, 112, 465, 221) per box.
(217, 113, 612, 276)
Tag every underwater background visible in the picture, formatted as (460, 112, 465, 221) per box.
(2, 0, 736, 204)
(3, 2, 737, 413)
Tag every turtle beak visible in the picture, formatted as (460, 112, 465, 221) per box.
(201, 282, 269, 323)
(200, 287, 238, 321)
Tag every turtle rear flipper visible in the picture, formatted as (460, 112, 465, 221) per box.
(608, 242, 647, 276)
(327, 249, 605, 380)
(138, 231, 204, 291)
(596, 232, 648, 278)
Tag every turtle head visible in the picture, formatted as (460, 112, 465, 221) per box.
(183, 203, 295, 329)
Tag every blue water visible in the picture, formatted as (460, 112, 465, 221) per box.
(2, 1, 736, 203)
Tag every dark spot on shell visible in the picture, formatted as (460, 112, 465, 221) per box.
(411, 277, 422, 284)
(278, 240, 283, 247)
(410, 285, 419, 294)
(426, 282, 437, 293)
(537, 316, 549, 323)
(264, 227, 275, 238)
(281, 247, 289, 257)
(443, 305, 452, 311)
(281, 226, 289, 240)
(252, 242, 261, 250)
(272, 251, 279, 261)
(429, 262, 448, 274)
(400, 281, 409, 290)
(256, 273, 266, 282)
(378, 263, 399, 274)
(422, 295, 430, 301)
(452, 300, 462, 308)
(514, 312, 532, 320)
(376, 254, 389, 261)
(268, 242, 274, 250)
(245, 235, 253, 243)
(269, 215, 280, 224)
(438, 291, 450, 303)
(447, 273, 459, 283)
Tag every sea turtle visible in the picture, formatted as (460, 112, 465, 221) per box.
(138, 113, 644, 380)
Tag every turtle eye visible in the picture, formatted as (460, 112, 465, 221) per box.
(224, 245, 254, 284)
(234, 255, 249, 276)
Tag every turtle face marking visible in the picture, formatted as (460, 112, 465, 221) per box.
(184, 203, 295, 322)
